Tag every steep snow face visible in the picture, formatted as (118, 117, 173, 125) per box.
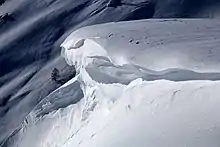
(6, 19, 220, 147)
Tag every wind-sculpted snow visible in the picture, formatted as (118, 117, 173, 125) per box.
(1, 0, 220, 145)
(63, 19, 220, 72)
(4, 19, 220, 147)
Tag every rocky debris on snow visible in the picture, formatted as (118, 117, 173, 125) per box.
(51, 67, 76, 84)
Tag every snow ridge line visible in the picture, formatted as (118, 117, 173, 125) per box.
(62, 37, 220, 84)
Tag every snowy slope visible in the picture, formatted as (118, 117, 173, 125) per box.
(4, 19, 220, 147)
(1, 0, 220, 145)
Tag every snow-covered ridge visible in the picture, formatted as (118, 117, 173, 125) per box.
(62, 19, 220, 72)
(59, 19, 220, 147)
(61, 19, 220, 83)
(5, 19, 220, 147)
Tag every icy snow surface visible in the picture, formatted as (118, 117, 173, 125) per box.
(6, 19, 220, 147)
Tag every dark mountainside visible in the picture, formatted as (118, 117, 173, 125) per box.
(0, 0, 220, 145)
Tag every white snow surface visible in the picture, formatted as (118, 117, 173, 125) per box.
(10, 19, 220, 147)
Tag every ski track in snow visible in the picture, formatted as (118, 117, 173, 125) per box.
(2, 19, 220, 147)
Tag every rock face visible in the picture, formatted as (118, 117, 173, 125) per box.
(0, 0, 5, 5)
(107, 0, 122, 8)
(0, 13, 15, 25)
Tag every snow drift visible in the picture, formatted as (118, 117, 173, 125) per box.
(1, 0, 220, 145)
(3, 19, 220, 147)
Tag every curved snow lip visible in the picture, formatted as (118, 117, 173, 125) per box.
(61, 32, 220, 85)
(62, 19, 220, 73)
